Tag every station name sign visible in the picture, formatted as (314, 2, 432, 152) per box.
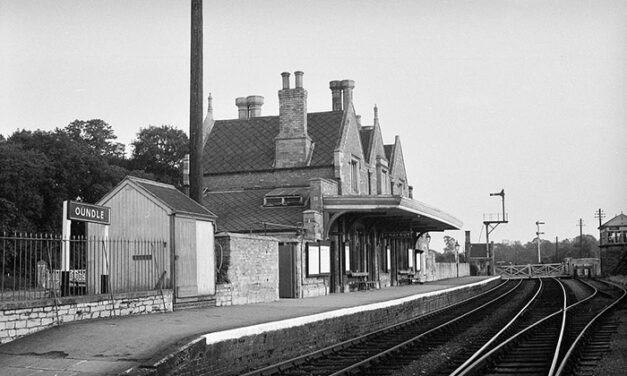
(67, 201, 110, 225)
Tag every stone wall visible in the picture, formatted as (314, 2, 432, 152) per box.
(215, 233, 279, 306)
(426, 263, 471, 281)
(0, 290, 172, 344)
(144, 278, 501, 376)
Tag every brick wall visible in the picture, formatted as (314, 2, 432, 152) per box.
(601, 246, 627, 275)
(0, 290, 172, 344)
(215, 233, 279, 306)
(145, 278, 501, 376)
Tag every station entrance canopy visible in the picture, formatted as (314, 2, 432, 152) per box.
(322, 196, 462, 236)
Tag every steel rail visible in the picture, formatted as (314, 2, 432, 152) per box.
(449, 278, 544, 376)
(240, 279, 511, 376)
(549, 278, 569, 376)
(456, 277, 568, 376)
(326, 280, 524, 376)
(554, 280, 627, 376)
(453, 278, 599, 376)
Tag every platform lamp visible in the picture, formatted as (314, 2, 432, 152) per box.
(455, 241, 460, 278)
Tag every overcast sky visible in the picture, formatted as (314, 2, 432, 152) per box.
(1, 0, 626, 250)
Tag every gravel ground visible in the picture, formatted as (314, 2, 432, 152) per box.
(390, 278, 627, 376)
(562, 278, 596, 301)
(586, 277, 627, 376)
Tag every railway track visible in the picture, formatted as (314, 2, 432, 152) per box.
(240, 278, 625, 376)
(241, 279, 530, 376)
(456, 278, 626, 376)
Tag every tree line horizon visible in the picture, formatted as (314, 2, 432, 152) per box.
(0, 119, 601, 265)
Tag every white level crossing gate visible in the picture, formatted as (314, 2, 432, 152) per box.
(495, 263, 566, 278)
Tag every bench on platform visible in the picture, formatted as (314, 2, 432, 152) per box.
(398, 269, 422, 285)
(346, 271, 376, 291)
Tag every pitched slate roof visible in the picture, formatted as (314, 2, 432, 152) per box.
(601, 213, 627, 228)
(203, 188, 308, 232)
(359, 127, 373, 162)
(203, 111, 344, 174)
(131, 178, 217, 219)
(384, 144, 394, 162)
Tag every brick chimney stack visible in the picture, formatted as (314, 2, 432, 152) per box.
(247, 95, 264, 118)
(341, 79, 355, 110)
(235, 95, 265, 119)
(330, 80, 343, 111)
(236, 97, 248, 119)
(275, 71, 312, 168)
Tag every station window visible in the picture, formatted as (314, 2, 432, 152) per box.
(379, 169, 388, 195)
(307, 242, 331, 277)
(350, 159, 359, 193)
(264, 195, 304, 207)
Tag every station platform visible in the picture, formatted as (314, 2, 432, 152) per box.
(0, 276, 497, 376)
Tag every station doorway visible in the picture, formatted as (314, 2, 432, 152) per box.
(278, 243, 297, 298)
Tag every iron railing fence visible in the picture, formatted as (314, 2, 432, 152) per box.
(0, 233, 169, 302)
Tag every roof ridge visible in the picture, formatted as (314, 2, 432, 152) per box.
(127, 176, 175, 189)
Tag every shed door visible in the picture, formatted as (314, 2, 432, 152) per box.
(195, 220, 215, 295)
(278, 243, 296, 298)
(175, 218, 197, 298)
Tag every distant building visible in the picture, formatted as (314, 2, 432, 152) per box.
(599, 212, 627, 275)
(202, 71, 462, 298)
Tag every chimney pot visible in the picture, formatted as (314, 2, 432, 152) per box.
(330, 80, 343, 111)
(294, 71, 304, 88)
(236, 97, 248, 119)
(281, 72, 291, 89)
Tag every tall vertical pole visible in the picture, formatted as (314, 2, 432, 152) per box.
(485, 223, 492, 275)
(189, 0, 204, 203)
(555, 236, 559, 263)
(535, 221, 544, 263)
(578, 218, 584, 258)
(61, 201, 71, 271)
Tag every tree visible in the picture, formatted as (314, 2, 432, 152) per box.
(131, 125, 189, 186)
(5, 128, 129, 232)
(0, 143, 52, 232)
(64, 119, 125, 158)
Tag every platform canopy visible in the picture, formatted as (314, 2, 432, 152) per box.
(323, 196, 462, 233)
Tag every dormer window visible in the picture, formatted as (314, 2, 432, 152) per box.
(264, 195, 303, 206)
(263, 187, 309, 207)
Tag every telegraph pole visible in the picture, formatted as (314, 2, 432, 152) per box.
(189, 0, 204, 203)
(535, 221, 545, 263)
(580, 218, 584, 257)
(594, 208, 605, 229)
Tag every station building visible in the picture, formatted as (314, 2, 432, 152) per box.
(202, 71, 462, 298)
(599, 212, 627, 275)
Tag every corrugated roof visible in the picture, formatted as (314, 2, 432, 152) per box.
(203, 188, 307, 232)
(132, 178, 216, 219)
(203, 111, 343, 174)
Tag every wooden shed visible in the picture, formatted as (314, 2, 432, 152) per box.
(86, 176, 217, 299)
